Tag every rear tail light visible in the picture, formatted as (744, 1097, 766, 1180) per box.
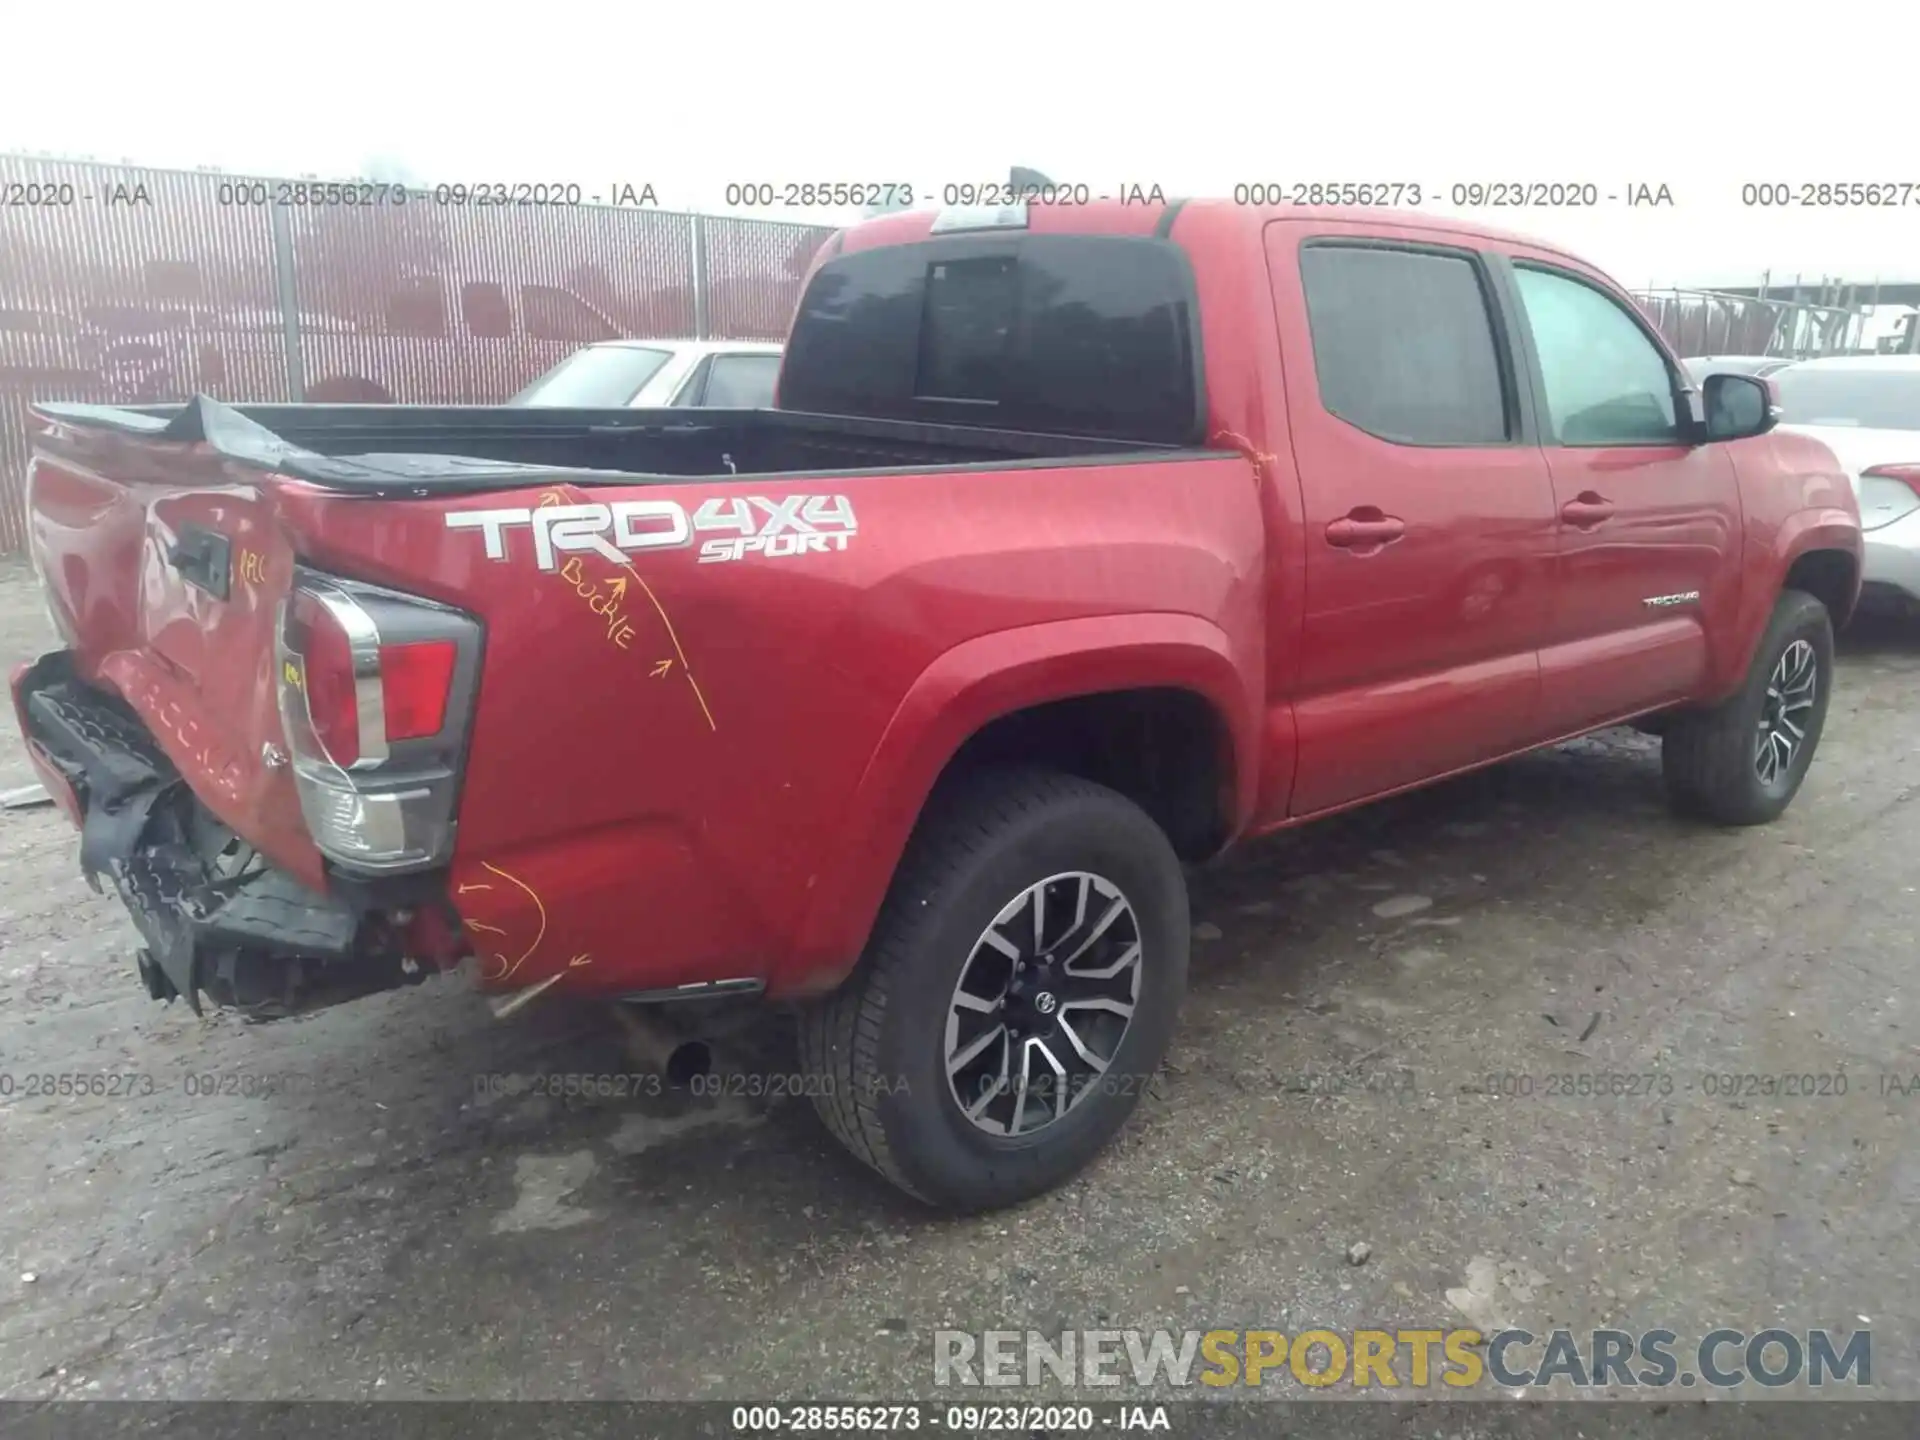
(1862, 463, 1920, 499)
(286, 588, 369, 768)
(378, 641, 458, 741)
(275, 570, 480, 873)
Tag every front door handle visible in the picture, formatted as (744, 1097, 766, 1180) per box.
(1325, 510, 1406, 549)
(1560, 492, 1615, 528)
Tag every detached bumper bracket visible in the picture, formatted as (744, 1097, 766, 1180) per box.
(20, 662, 177, 885)
(17, 656, 369, 1016)
(197, 870, 358, 957)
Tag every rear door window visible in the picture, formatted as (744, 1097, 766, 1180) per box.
(1298, 243, 1511, 445)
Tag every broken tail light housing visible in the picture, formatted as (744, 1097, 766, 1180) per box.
(275, 570, 481, 873)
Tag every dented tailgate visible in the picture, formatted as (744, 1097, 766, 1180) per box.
(23, 413, 325, 889)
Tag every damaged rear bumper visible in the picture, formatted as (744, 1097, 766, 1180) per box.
(11, 652, 444, 1019)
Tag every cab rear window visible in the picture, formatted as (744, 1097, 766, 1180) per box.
(780, 234, 1203, 445)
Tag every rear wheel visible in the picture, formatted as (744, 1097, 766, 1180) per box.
(798, 768, 1188, 1212)
(1663, 590, 1833, 825)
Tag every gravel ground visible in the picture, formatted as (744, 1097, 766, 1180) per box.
(1, 552, 1917, 1409)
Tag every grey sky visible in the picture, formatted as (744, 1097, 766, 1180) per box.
(4, 0, 1914, 290)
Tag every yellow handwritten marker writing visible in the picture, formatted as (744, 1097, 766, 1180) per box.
(531, 496, 715, 730)
(476, 861, 546, 984)
(597, 576, 635, 647)
(559, 557, 636, 649)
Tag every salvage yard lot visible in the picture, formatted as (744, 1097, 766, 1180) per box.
(1, 553, 1917, 1401)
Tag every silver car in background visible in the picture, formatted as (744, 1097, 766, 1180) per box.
(1771, 355, 1920, 608)
(511, 339, 784, 408)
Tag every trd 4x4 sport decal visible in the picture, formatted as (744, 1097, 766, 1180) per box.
(445, 495, 858, 571)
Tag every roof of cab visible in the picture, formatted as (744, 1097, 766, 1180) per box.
(833, 197, 1590, 267)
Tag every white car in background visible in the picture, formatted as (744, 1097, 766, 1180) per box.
(511, 339, 783, 409)
(1772, 355, 1920, 608)
(1682, 354, 1798, 382)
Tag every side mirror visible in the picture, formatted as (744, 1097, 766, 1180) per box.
(1702, 372, 1780, 441)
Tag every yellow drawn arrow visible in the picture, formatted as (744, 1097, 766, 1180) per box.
(456, 882, 492, 895)
(650, 658, 674, 678)
(606, 576, 627, 600)
(478, 861, 546, 984)
(616, 558, 716, 731)
(521, 481, 716, 732)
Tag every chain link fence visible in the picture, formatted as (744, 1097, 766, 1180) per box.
(0, 155, 837, 555)
(6, 154, 1897, 560)
(1631, 287, 1869, 362)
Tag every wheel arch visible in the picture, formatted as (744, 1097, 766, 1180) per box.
(1711, 510, 1860, 697)
(776, 613, 1259, 997)
(1782, 544, 1861, 630)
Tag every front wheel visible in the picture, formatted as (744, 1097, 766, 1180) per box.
(1663, 590, 1834, 826)
(798, 768, 1189, 1212)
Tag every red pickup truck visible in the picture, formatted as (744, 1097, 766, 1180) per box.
(11, 199, 1862, 1212)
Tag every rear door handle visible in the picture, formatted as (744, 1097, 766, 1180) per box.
(1560, 492, 1615, 528)
(1325, 511, 1406, 549)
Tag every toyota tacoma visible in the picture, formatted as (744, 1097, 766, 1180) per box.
(10, 198, 1862, 1211)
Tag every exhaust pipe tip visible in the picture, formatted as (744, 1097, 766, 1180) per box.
(612, 1003, 716, 1085)
(666, 1039, 713, 1088)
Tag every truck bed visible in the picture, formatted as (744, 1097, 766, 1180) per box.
(35, 395, 1176, 496)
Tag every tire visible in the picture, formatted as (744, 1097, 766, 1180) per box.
(1663, 590, 1833, 826)
(798, 767, 1189, 1212)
